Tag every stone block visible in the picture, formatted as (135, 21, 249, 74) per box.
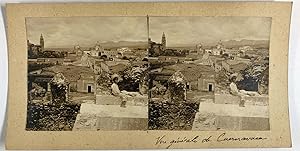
(73, 103, 148, 131)
(192, 112, 217, 131)
(215, 116, 270, 131)
(199, 102, 269, 118)
(214, 94, 240, 104)
(72, 114, 98, 131)
(96, 117, 148, 130)
(79, 103, 148, 118)
(96, 95, 122, 105)
(192, 102, 269, 131)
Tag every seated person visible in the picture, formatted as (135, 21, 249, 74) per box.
(110, 74, 142, 107)
(229, 75, 259, 107)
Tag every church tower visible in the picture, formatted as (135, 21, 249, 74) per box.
(161, 32, 166, 50)
(40, 34, 44, 50)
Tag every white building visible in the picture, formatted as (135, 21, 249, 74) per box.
(91, 42, 104, 57)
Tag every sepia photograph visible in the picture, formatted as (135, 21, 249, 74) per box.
(5, 2, 292, 149)
(147, 17, 271, 131)
(26, 16, 271, 131)
(26, 17, 149, 131)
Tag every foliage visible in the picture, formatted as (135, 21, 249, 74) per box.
(28, 83, 46, 100)
(96, 72, 112, 94)
(239, 61, 269, 91)
(168, 82, 186, 101)
(237, 77, 258, 91)
(26, 103, 80, 131)
(150, 83, 167, 97)
(95, 64, 148, 93)
(161, 49, 187, 56)
(148, 99, 199, 130)
(29, 50, 66, 59)
(215, 69, 230, 86)
(28, 49, 39, 59)
(50, 84, 67, 105)
(168, 71, 186, 101)
(50, 73, 69, 105)
(139, 70, 149, 95)
(119, 66, 148, 92)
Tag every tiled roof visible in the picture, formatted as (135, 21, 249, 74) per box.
(41, 65, 94, 81)
(109, 64, 128, 74)
(162, 63, 215, 82)
(230, 63, 248, 72)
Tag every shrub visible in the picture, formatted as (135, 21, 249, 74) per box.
(148, 99, 199, 130)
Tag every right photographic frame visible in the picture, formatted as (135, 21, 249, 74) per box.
(147, 16, 271, 131)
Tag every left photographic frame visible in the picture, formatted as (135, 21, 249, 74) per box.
(26, 16, 149, 131)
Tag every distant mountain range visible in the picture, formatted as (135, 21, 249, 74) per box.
(221, 39, 270, 49)
(97, 41, 148, 48)
(46, 41, 148, 50)
(46, 39, 269, 50)
(169, 39, 270, 49)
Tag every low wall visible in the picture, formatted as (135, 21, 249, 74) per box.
(216, 116, 270, 131)
(96, 95, 121, 105)
(96, 94, 148, 106)
(214, 94, 268, 106)
(73, 103, 148, 131)
(192, 102, 269, 131)
(73, 114, 98, 131)
(96, 117, 148, 130)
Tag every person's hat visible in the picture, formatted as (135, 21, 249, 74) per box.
(229, 73, 238, 81)
(230, 73, 243, 81)
(111, 74, 121, 82)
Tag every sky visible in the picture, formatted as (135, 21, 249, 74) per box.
(26, 16, 271, 48)
(26, 17, 148, 48)
(149, 17, 272, 47)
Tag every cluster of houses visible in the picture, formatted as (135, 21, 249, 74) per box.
(70, 42, 145, 61)
(28, 31, 269, 105)
(150, 63, 216, 94)
(148, 33, 269, 101)
(28, 40, 148, 104)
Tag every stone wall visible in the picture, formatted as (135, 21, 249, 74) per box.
(198, 74, 215, 92)
(96, 94, 148, 106)
(77, 79, 94, 93)
(192, 97, 269, 131)
(214, 94, 268, 105)
(73, 103, 148, 131)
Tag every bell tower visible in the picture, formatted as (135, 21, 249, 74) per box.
(161, 32, 166, 50)
(40, 34, 44, 50)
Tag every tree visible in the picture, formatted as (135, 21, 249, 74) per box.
(150, 83, 167, 97)
(167, 71, 186, 101)
(50, 73, 69, 106)
(96, 72, 112, 95)
(119, 66, 148, 92)
(139, 70, 149, 95)
(239, 63, 268, 91)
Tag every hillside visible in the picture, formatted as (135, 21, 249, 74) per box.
(168, 39, 269, 49)
(46, 41, 148, 50)
(222, 39, 269, 49)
